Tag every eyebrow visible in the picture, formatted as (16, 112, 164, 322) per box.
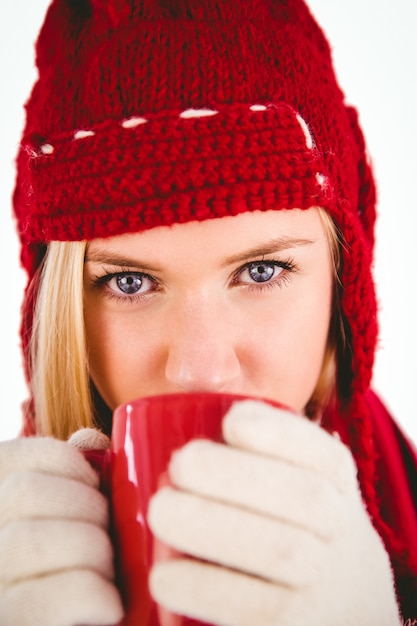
(84, 250, 164, 273)
(221, 237, 315, 267)
(84, 237, 315, 270)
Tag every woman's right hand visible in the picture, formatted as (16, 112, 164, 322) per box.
(0, 434, 124, 626)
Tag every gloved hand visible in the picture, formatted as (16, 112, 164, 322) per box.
(148, 400, 402, 626)
(0, 428, 124, 626)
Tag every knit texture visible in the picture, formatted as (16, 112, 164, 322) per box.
(13, 0, 415, 616)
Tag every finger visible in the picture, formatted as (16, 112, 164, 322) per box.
(169, 439, 340, 539)
(68, 427, 111, 451)
(148, 487, 323, 587)
(0, 437, 99, 488)
(150, 558, 295, 626)
(0, 519, 115, 584)
(0, 472, 108, 529)
(223, 400, 357, 492)
(0, 569, 124, 626)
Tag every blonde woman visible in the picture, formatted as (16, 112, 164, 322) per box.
(1, 0, 416, 624)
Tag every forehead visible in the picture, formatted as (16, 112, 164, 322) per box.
(86, 207, 329, 263)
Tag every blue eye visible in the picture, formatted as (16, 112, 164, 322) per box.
(247, 262, 276, 283)
(116, 273, 143, 294)
(103, 271, 157, 298)
(234, 258, 295, 289)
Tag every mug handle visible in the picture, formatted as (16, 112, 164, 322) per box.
(83, 448, 112, 495)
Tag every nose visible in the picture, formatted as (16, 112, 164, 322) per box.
(164, 298, 241, 392)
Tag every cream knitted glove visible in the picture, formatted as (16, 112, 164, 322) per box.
(148, 400, 402, 626)
(0, 429, 124, 626)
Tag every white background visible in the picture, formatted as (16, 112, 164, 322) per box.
(0, 1, 415, 442)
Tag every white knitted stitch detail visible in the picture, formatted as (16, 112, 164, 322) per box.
(296, 113, 314, 150)
(316, 173, 326, 187)
(39, 143, 54, 155)
(74, 129, 96, 140)
(179, 108, 218, 119)
(35, 104, 310, 156)
(249, 104, 267, 112)
(121, 116, 148, 128)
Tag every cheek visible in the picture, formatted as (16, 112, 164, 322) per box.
(84, 306, 160, 409)
(285, 308, 331, 410)
(251, 281, 333, 412)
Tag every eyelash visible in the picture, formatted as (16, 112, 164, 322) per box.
(232, 258, 296, 291)
(90, 257, 297, 304)
(90, 268, 159, 304)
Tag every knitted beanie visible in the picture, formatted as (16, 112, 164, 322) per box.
(15, 0, 373, 522)
(16, 0, 413, 606)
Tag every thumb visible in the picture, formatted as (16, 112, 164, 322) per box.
(68, 427, 110, 451)
(67, 428, 111, 493)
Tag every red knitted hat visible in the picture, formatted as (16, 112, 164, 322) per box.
(15, 0, 375, 481)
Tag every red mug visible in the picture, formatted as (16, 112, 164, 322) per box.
(90, 392, 283, 625)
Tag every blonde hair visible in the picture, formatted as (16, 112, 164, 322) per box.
(30, 209, 343, 438)
(31, 240, 92, 438)
(305, 207, 343, 419)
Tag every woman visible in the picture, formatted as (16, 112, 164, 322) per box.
(1, 0, 416, 624)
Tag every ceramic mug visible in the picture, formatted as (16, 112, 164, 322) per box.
(88, 392, 283, 625)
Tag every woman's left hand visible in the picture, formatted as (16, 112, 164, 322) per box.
(148, 400, 401, 626)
